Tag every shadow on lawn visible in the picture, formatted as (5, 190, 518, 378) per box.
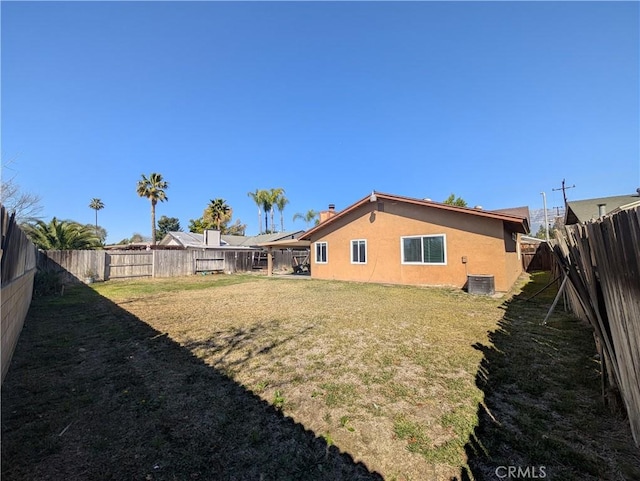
(1, 283, 383, 481)
(180, 323, 315, 375)
(453, 272, 640, 481)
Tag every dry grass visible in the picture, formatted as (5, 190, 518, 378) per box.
(3, 272, 639, 481)
(94, 275, 506, 480)
(462, 272, 640, 481)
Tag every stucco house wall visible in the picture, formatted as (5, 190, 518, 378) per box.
(306, 198, 524, 292)
(503, 228, 524, 292)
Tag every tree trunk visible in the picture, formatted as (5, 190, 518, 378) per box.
(264, 211, 269, 234)
(257, 208, 261, 235)
(280, 212, 284, 232)
(151, 200, 157, 245)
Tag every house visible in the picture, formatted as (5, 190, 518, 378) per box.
(298, 192, 530, 292)
(564, 190, 640, 225)
(159, 229, 306, 272)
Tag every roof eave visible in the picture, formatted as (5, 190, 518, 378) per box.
(299, 192, 529, 239)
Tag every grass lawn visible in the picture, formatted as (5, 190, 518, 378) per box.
(2, 272, 639, 480)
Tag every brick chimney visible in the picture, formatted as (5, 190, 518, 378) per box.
(319, 204, 337, 223)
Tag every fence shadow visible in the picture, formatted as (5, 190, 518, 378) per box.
(1, 284, 383, 481)
(453, 273, 640, 481)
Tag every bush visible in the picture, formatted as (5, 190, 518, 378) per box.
(33, 270, 63, 297)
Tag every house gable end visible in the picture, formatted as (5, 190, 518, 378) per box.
(303, 195, 523, 243)
(300, 192, 528, 240)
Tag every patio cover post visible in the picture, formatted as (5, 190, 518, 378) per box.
(267, 247, 273, 277)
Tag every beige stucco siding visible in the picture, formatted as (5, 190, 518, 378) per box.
(309, 201, 521, 292)
(504, 232, 523, 292)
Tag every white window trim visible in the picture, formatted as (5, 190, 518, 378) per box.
(400, 234, 447, 265)
(315, 241, 328, 264)
(350, 239, 367, 265)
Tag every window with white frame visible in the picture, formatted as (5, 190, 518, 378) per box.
(401, 235, 446, 265)
(351, 239, 367, 264)
(315, 241, 328, 264)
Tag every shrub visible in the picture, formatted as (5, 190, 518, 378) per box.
(33, 270, 63, 297)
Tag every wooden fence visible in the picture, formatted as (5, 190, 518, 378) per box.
(551, 206, 640, 446)
(1, 205, 38, 382)
(38, 250, 108, 284)
(521, 241, 552, 272)
(38, 248, 307, 282)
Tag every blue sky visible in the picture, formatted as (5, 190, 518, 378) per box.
(2, 1, 638, 243)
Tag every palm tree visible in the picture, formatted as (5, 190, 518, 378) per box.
(247, 189, 263, 234)
(260, 191, 273, 233)
(249, 189, 273, 234)
(204, 198, 231, 230)
(136, 173, 169, 245)
(293, 209, 319, 229)
(274, 190, 289, 232)
(267, 188, 285, 233)
(24, 218, 100, 250)
(88, 198, 104, 240)
(248, 188, 284, 233)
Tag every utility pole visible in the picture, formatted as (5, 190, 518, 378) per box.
(552, 178, 575, 208)
(540, 192, 550, 242)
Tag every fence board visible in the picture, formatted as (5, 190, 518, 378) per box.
(552, 206, 640, 446)
(154, 250, 192, 277)
(107, 252, 152, 279)
(195, 257, 225, 273)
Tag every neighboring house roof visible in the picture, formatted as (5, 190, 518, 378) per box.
(299, 191, 530, 240)
(609, 199, 640, 215)
(565, 193, 640, 224)
(160, 231, 209, 248)
(491, 206, 530, 226)
(159, 230, 304, 249)
(257, 238, 311, 249)
(221, 231, 304, 247)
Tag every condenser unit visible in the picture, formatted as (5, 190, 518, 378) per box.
(467, 274, 495, 296)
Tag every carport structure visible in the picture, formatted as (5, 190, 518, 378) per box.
(257, 239, 311, 276)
